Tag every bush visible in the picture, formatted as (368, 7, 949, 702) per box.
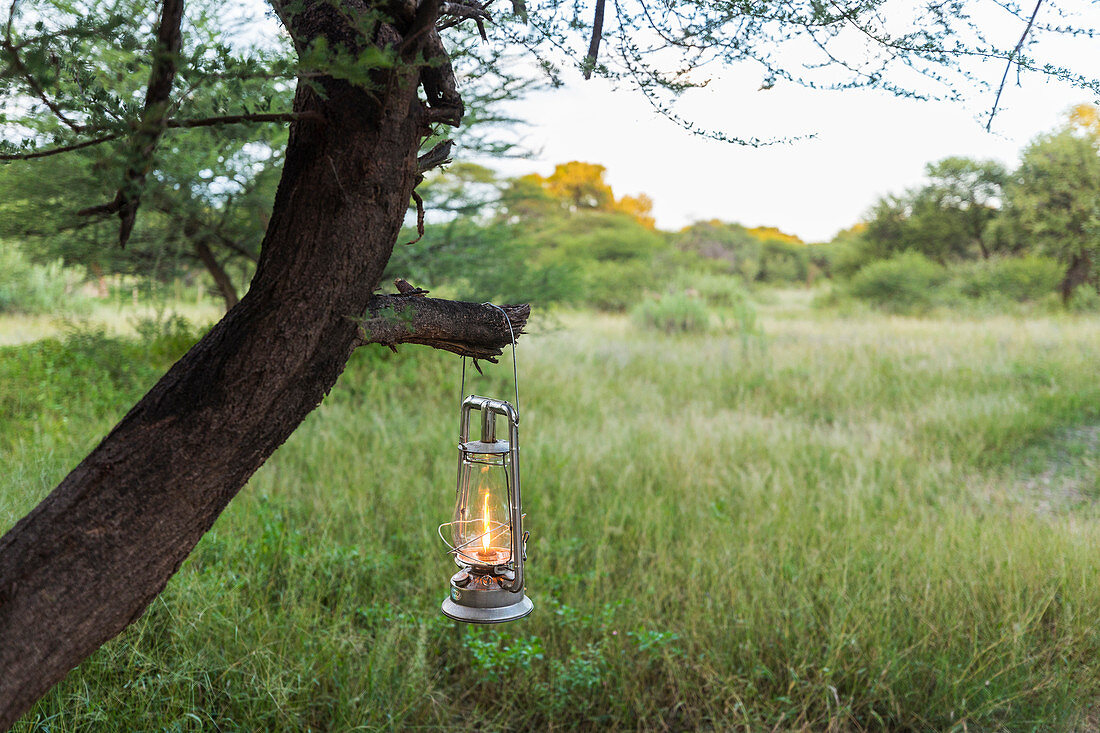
(132, 313, 208, 363)
(952, 256, 1063, 302)
(847, 252, 949, 313)
(680, 272, 752, 310)
(631, 293, 710, 333)
(1065, 285, 1100, 313)
(0, 241, 90, 315)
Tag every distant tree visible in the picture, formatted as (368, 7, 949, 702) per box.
(391, 162, 667, 308)
(676, 219, 763, 279)
(512, 161, 656, 227)
(863, 157, 1008, 264)
(674, 220, 809, 283)
(1004, 127, 1100, 303)
(1068, 103, 1100, 136)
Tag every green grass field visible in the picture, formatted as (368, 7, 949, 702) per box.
(3, 298, 1100, 731)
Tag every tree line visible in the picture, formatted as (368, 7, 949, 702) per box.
(831, 105, 1100, 306)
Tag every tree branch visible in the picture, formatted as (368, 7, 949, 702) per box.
(0, 132, 120, 161)
(582, 0, 606, 80)
(985, 0, 1043, 131)
(2, 113, 319, 163)
(94, 0, 185, 246)
(419, 28, 464, 126)
(355, 295, 529, 360)
(168, 111, 323, 129)
(437, 0, 491, 35)
(0, 36, 85, 132)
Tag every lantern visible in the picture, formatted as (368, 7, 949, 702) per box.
(439, 395, 532, 623)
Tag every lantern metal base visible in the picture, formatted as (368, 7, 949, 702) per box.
(441, 569, 533, 624)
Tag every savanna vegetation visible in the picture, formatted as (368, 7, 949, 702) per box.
(3, 293, 1100, 730)
(3, 99, 1099, 728)
(3, 0, 1100, 727)
(820, 105, 1100, 312)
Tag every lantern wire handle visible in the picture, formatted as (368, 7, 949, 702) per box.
(459, 302, 520, 421)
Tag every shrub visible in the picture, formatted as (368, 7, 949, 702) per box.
(674, 272, 760, 339)
(847, 252, 949, 313)
(0, 242, 90, 315)
(1065, 285, 1100, 313)
(953, 256, 1063, 302)
(632, 293, 710, 333)
(132, 313, 208, 363)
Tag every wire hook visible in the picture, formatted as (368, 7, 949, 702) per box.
(459, 302, 520, 421)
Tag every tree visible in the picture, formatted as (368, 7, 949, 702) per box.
(0, 0, 535, 310)
(1, 0, 1098, 726)
(862, 157, 1008, 264)
(389, 162, 667, 308)
(1005, 127, 1100, 303)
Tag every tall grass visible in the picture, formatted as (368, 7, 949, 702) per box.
(3, 304, 1100, 730)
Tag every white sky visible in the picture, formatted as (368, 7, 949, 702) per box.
(230, 0, 1098, 244)
(487, 75, 1094, 243)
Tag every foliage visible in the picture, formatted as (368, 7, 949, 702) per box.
(861, 157, 1008, 264)
(953, 256, 1064, 303)
(0, 330, 169, 450)
(837, 255, 1067, 314)
(0, 241, 90, 315)
(1004, 127, 1100, 301)
(0, 1, 540, 309)
(389, 163, 675, 311)
(631, 292, 710, 333)
(6, 305, 1100, 729)
(846, 252, 950, 313)
(513, 162, 657, 228)
(674, 220, 809, 284)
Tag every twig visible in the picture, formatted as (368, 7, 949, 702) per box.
(1, 112, 318, 162)
(986, 0, 1043, 131)
(0, 132, 120, 161)
(405, 190, 426, 245)
(0, 36, 84, 132)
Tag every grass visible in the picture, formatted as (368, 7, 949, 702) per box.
(0, 300, 225, 347)
(3, 297, 1100, 731)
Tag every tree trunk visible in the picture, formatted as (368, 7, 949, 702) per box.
(1060, 252, 1092, 305)
(0, 4, 498, 725)
(192, 237, 240, 310)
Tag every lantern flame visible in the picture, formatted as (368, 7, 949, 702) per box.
(481, 493, 491, 553)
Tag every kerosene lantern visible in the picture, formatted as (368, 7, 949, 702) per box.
(438, 394, 532, 623)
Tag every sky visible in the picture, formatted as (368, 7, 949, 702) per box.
(487, 73, 1094, 243)
(229, 0, 1098, 244)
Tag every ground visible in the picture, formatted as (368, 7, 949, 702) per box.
(2, 291, 1099, 730)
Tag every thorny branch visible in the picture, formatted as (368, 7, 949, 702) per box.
(0, 32, 84, 132)
(986, 0, 1044, 131)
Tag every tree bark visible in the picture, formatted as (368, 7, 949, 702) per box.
(0, 2, 510, 726)
(357, 296, 529, 359)
(1060, 252, 1092, 305)
(192, 237, 240, 310)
